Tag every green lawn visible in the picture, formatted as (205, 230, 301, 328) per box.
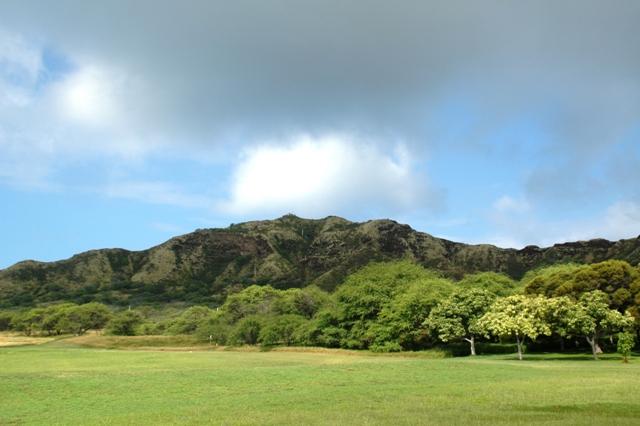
(1, 342, 639, 425)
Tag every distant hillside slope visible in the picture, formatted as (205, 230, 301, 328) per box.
(1, 215, 639, 306)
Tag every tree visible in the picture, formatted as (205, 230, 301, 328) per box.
(12, 308, 45, 336)
(522, 263, 586, 297)
(195, 312, 232, 345)
(425, 288, 495, 355)
(258, 315, 308, 346)
(334, 261, 450, 349)
(524, 261, 640, 317)
(541, 296, 581, 351)
(367, 277, 454, 351)
(39, 304, 76, 335)
(167, 306, 214, 334)
(223, 285, 284, 321)
(74, 303, 112, 333)
(229, 315, 263, 345)
(458, 272, 520, 297)
(0, 311, 14, 331)
(617, 332, 635, 363)
(477, 295, 551, 360)
(275, 286, 330, 318)
(569, 291, 634, 360)
(303, 306, 346, 348)
(105, 310, 143, 336)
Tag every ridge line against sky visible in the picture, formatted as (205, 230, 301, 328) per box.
(1, 0, 639, 268)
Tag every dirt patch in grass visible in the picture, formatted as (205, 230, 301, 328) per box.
(0, 333, 57, 347)
(61, 335, 449, 359)
(63, 334, 211, 350)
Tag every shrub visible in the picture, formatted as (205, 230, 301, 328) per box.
(105, 310, 144, 336)
(258, 315, 308, 346)
(0, 311, 14, 331)
(195, 314, 232, 345)
(229, 315, 264, 345)
(166, 306, 215, 334)
(617, 332, 635, 363)
(369, 341, 403, 353)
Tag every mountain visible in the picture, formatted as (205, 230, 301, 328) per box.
(1, 214, 639, 307)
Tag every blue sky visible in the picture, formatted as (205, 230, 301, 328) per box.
(1, 1, 640, 268)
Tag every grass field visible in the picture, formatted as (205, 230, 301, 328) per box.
(1, 339, 639, 425)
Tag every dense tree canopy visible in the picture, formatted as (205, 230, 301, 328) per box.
(458, 272, 520, 297)
(425, 288, 495, 355)
(1, 259, 638, 360)
(477, 295, 552, 360)
(569, 291, 634, 359)
(105, 310, 143, 336)
(525, 261, 640, 319)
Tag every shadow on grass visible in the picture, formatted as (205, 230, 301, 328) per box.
(489, 352, 638, 362)
(517, 402, 640, 417)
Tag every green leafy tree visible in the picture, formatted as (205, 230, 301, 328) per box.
(12, 308, 46, 336)
(195, 312, 232, 345)
(39, 304, 76, 335)
(477, 295, 552, 360)
(617, 332, 635, 363)
(541, 296, 582, 351)
(425, 288, 495, 355)
(74, 303, 112, 333)
(223, 285, 284, 321)
(274, 286, 330, 318)
(258, 315, 308, 346)
(368, 277, 454, 351)
(49, 303, 113, 335)
(167, 306, 215, 334)
(522, 263, 585, 296)
(569, 291, 634, 360)
(458, 272, 520, 297)
(0, 311, 14, 331)
(105, 310, 144, 336)
(229, 315, 264, 345)
(524, 261, 640, 318)
(303, 306, 346, 348)
(335, 260, 446, 349)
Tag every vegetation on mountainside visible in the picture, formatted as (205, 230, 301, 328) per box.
(2, 259, 638, 359)
(1, 215, 639, 307)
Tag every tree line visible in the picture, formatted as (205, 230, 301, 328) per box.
(1, 259, 638, 360)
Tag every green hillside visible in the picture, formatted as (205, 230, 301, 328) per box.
(1, 215, 639, 307)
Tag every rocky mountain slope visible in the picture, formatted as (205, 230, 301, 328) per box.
(1, 215, 639, 306)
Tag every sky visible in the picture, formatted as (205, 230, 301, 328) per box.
(1, 0, 640, 268)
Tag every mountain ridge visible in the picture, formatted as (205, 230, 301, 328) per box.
(2, 214, 639, 306)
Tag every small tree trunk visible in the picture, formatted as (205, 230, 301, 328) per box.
(559, 337, 565, 352)
(465, 336, 476, 356)
(515, 332, 523, 361)
(586, 336, 598, 360)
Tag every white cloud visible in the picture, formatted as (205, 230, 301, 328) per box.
(219, 134, 434, 217)
(0, 30, 41, 81)
(149, 221, 186, 234)
(0, 29, 42, 107)
(484, 195, 640, 248)
(103, 181, 212, 209)
(586, 201, 640, 241)
(55, 65, 123, 127)
(493, 195, 530, 214)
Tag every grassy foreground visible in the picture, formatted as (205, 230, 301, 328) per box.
(1, 341, 639, 425)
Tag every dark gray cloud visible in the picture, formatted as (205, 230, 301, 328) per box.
(2, 0, 639, 149)
(1, 0, 640, 216)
